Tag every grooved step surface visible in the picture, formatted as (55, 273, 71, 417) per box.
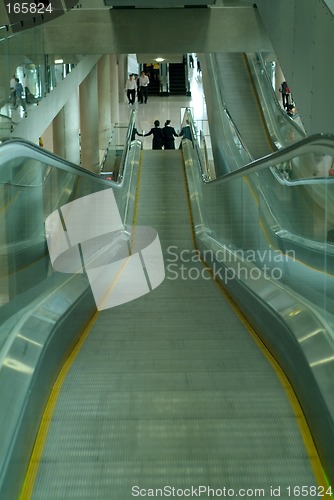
(215, 53, 271, 160)
(31, 150, 317, 499)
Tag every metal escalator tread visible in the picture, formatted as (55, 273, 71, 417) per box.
(31, 150, 317, 499)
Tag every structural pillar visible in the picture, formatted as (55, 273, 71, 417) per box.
(52, 89, 80, 164)
(97, 55, 112, 155)
(79, 66, 99, 173)
(110, 54, 119, 125)
(117, 54, 127, 106)
(53, 108, 66, 158)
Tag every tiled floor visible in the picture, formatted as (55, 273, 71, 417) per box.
(119, 62, 207, 150)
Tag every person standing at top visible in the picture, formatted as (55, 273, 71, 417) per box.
(144, 120, 164, 150)
(13, 78, 27, 114)
(139, 71, 149, 104)
(125, 74, 137, 105)
(189, 54, 194, 68)
(197, 59, 201, 74)
(162, 120, 179, 150)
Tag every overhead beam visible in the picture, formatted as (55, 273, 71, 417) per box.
(41, 6, 272, 54)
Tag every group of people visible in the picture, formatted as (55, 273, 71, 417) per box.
(189, 54, 201, 74)
(133, 119, 192, 150)
(125, 71, 150, 105)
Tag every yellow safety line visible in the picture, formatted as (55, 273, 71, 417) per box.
(129, 150, 143, 252)
(20, 311, 100, 500)
(216, 278, 330, 491)
(181, 153, 331, 492)
(20, 152, 144, 499)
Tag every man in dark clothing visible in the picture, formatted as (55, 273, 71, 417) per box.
(144, 120, 164, 150)
(162, 120, 179, 149)
(139, 71, 149, 104)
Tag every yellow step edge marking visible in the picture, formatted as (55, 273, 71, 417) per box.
(216, 277, 331, 492)
(213, 272, 329, 489)
(20, 152, 144, 499)
(181, 153, 331, 493)
(20, 311, 100, 500)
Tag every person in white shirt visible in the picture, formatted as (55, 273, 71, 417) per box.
(9, 75, 16, 105)
(125, 74, 137, 105)
(138, 71, 149, 104)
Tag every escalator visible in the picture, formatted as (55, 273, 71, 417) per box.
(0, 100, 334, 497)
(202, 52, 306, 180)
(203, 52, 334, 311)
(14, 148, 328, 498)
(214, 52, 271, 160)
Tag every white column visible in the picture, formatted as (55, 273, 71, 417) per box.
(110, 54, 119, 125)
(53, 108, 65, 158)
(97, 55, 112, 154)
(53, 90, 80, 164)
(64, 87, 80, 165)
(117, 54, 127, 105)
(41, 122, 54, 152)
(79, 65, 99, 173)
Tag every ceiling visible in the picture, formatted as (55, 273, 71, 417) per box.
(39, 5, 272, 55)
(0, 0, 270, 60)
